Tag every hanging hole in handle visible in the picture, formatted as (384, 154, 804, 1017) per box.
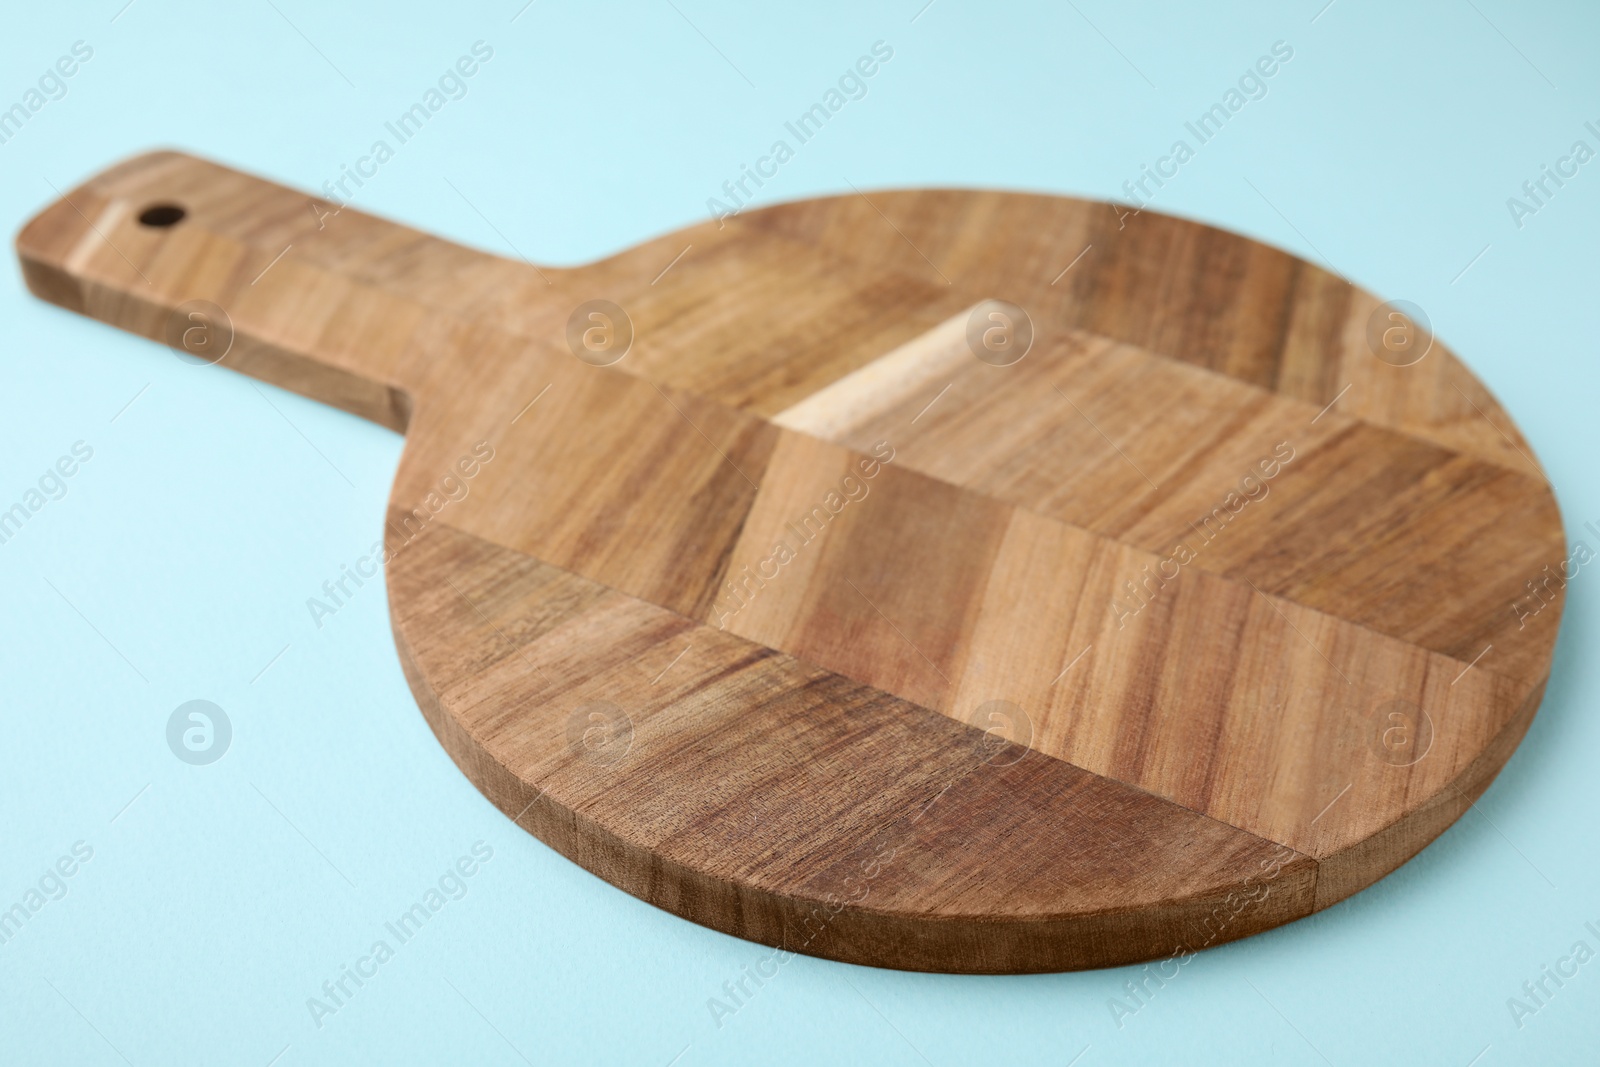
(137, 203, 187, 228)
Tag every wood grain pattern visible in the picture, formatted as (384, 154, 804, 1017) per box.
(15, 150, 1566, 972)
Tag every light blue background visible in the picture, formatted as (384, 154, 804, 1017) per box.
(2, 1, 1597, 1064)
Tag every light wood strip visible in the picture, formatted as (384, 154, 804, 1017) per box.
(772, 307, 973, 437)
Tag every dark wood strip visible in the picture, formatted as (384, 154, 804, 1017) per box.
(387, 510, 1317, 972)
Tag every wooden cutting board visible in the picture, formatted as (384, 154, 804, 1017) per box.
(18, 151, 1565, 973)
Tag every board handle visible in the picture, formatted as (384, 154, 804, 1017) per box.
(15, 150, 526, 432)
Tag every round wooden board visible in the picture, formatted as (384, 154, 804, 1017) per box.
(19, 152, 1566, 973)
